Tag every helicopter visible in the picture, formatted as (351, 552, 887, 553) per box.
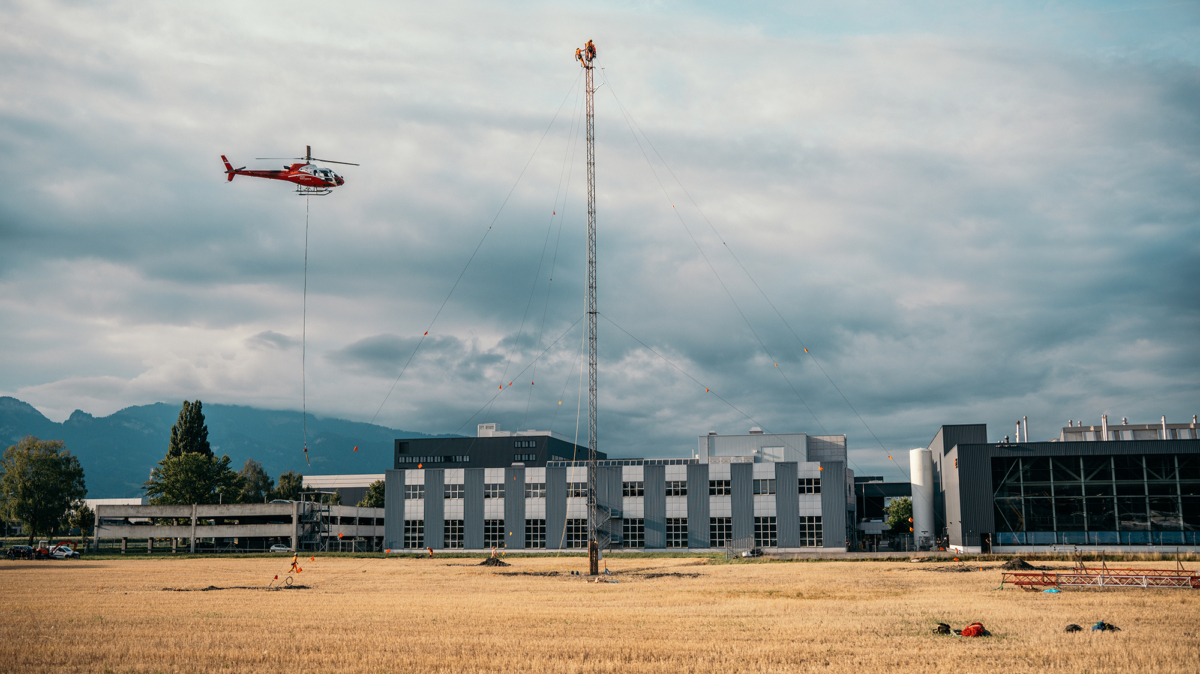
(221, 146, 358, 196)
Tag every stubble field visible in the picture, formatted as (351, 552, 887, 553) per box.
(2, 554, 1198, 673)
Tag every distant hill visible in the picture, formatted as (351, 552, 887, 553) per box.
(0, 397, 458, 498)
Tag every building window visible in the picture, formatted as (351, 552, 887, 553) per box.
(666, 480, 687, 497)
(800, 478, 821, 494)
(666, 518, 688, 548)
(623, 481, 644, 497)
(709, 480, 731, 496)
(754, 479, 776, 495)
(514, 453, 537, 462)
(484, 519, 505, 547)
(754, 516, 777, 547)
(566, 519, 588, 548)
(524, 483, 546, 499)
(405, 484, 424, 500)
(800, 516, 822, 547)
(484, 483, 505, 499)
(444, 484, 464, 500)
(514, 439, 537, 449)
(444, 520, 464, 549)
(568, 483, 589, 499)
(403, 520, 424, 548)
(525, 519, 546, 548)
(709, 517, 732, 548)
(623, 518, 645, 548)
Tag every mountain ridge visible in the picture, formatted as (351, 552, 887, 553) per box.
(0, 396, 459, 498)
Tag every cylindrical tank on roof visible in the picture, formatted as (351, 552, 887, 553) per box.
(909, 448, 934, 549)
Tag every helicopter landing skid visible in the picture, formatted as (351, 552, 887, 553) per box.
(295, 186, 333, 196)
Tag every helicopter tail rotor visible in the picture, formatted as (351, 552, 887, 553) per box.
(220, 155, 243, 181)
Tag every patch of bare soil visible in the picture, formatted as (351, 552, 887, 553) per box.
(161, 585, 310, 591)
(496, 571, 559, 577)
(477, 557, 510, 567)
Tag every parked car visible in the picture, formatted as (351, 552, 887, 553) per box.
(6, 545, 35, 560)
(269, 544, 291, 553)
(740, 547, 764, 558)
(50, 545, 80, 559)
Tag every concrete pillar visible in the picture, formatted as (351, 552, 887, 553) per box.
(171, 538, 178, 554)
(93, 509, 101, 554)
(147, 537, 153, 554)
(291, 501, 300, 551)
(190, 504, 197, 554)
(121, 538, 127, 554)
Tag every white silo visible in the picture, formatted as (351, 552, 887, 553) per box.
(909, 448, 935, 550)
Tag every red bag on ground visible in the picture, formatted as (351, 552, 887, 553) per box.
(959, 623, 990, 637)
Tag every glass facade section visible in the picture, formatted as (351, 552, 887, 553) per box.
(992, 454, 1199, 545)
(623, 518, 645, 548)
(525, 519, 546, 548)
(666, 518, 688, 548)
(709, 517, 732, 547)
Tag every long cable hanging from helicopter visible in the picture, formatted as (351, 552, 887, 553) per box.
(221, 145, 359, 465)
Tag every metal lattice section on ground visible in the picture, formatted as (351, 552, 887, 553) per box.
(1002, 567, 1200, 589)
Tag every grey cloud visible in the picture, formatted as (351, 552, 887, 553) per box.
(2, 2, 1199, 480)
(246, 331, 298, 351)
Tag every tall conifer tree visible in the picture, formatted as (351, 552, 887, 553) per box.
(167, 400, 212, 458)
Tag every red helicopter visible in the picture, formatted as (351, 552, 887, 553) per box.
(221, 146, 358, 196)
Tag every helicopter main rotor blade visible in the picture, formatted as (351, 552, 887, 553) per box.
(255, 157, 304, 161)
(310, 158, 360, 166)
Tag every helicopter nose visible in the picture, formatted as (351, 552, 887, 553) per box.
(336, 176, 344, 186)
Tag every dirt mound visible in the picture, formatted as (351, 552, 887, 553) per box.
(1000, 558, 1037, 570)
(478, 557, 510, 567)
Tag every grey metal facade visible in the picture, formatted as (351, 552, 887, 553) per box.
(383, 469, 404, 550)
(545, 466, 566, 549)
(597, 465, 622, 544)
(505, 466, 525, 549)
(731, 463, 754, 543)
(645, 464, 666, 548)
(464, 468, 484, 549)
(424, 469, 444, 549)
(819, 461, 846, 548)
(686, 463, 710, 548)
(775, 462, 800, 547)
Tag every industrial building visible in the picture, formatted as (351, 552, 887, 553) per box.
(394, 424, 600, 469)
(91, 502, 385, 553)
(380, 425, 855, 552)
(926, 417, 1200, 553)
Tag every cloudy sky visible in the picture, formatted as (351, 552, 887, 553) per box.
(2, 0, 1198, 480)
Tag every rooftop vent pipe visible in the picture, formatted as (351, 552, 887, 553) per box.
(1101, 415, 1108, 441)
(1023, 416, 1028, 442)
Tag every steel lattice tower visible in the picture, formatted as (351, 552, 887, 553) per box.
(579, 41, 600, 576)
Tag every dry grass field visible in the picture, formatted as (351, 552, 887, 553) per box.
(2, 554, 1198, 673)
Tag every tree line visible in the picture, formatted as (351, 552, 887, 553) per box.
(2, 399, 384, 545)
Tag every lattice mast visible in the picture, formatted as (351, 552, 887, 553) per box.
(577, 39, 600, 576)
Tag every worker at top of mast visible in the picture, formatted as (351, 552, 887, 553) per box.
(586, 39, 596, 60)
(576, 47, 584, 65)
